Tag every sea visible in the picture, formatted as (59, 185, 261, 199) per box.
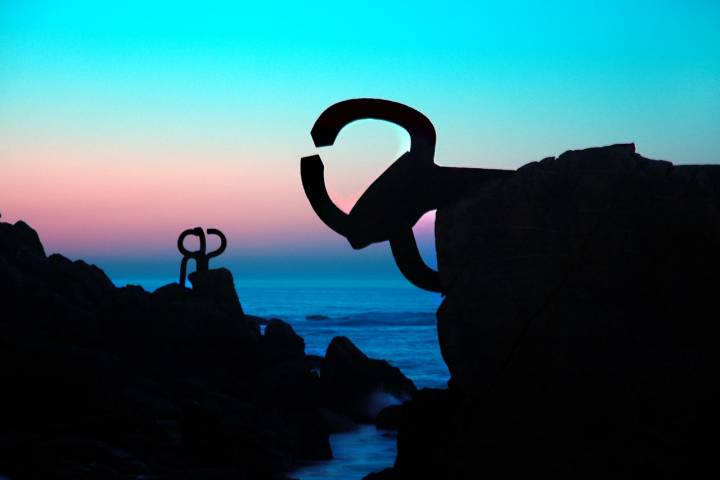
(113, 277, 449, 480)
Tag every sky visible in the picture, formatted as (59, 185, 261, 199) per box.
(1, 0, 719, 284)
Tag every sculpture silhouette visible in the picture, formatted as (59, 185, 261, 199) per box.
(300, 98, 513, 292)
(177, 227, 227, 287)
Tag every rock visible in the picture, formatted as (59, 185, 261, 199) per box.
(262, 318, 305, 361)
(245, 314, 269, 326)
(363, 468, 398, 480)
(316, 407, 358, 433)
(305, 354, 323, 371)
(388, 144, 716, 477)
(375, 404, 403, 430)
(153, 281, 188, 300)
(176, 467, 254, 480)
(436, 144, 718, 397)
(320, 336, 416, 422)
(47, 253, 116, 306)
(40, 437, 149, 474)
(0, 220, 46, 259)
(252, 324, 321, 416)
(391, 389, 470, 479)
(178, 392, 283, 473)
(0, 218, 371, 479)
(188, 267, 245, 316)
(286, 409, 334, 460)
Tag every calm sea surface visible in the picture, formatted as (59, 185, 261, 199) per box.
(113, 277, 449, 479)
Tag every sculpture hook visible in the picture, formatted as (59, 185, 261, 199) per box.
(300, 98, 514, 293)
(177, 227, 227, 287)
(300, 98, 442, 291)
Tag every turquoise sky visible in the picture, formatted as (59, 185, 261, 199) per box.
(1, 1, 719, 284)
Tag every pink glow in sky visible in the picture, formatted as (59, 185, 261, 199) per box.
(0, 125, 436, 265)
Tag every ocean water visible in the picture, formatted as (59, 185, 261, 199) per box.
(114, 277, 449, 479)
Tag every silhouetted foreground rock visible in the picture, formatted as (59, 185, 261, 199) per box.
(321, 336, 416, 423)
(374, 405, 403, 431)
(366, 144, 716, 479)
(0, 220, 409, 479)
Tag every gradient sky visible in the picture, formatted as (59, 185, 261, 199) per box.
(1, 1, 719, 283)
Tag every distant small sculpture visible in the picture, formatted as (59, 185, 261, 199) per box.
(177, 227, 227, 287)
(300, 98, 513, 292)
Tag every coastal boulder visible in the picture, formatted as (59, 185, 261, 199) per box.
(393, 143, 717, 476)
(0, 218, 346, 479)
(262, 319, 305, 362)
(375, 404, 404, 431)
(188, 267, 245, 317)
(0, 219, 46, 260)
(436, 143, 717, 390)
(320, 336, 416, 422)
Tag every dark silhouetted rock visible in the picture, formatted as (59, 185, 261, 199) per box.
(245, 314, 269, 327)
(362, 468, 398, 480)
(188, 267, 245, 316)
(375, 404, 403, 431)
(286, 408, 334, 460)
(0, 219, 46, 259)
(321, 336, 416, 422)
(47, 253, 116, 305)
(262, 318, 305, 361)
(379, 144, 716, 478)
(2, 219, 410, 479)
(316, 407, 358, 433)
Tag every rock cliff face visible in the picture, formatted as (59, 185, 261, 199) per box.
(0, 220, 414, 479)
(371, 144, 716, 478)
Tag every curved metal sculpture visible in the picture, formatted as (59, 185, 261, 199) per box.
(177, 227, 227, 287)
(300, 98, 513, 292)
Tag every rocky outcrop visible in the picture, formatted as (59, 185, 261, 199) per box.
(188, 267, 245, 316)
(0, 219, 410, 479)
(0, 219, 46, 258)
(370, 144, 716, 478)
(374, 404, 403, 431)
(320, 336, 416, 422)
